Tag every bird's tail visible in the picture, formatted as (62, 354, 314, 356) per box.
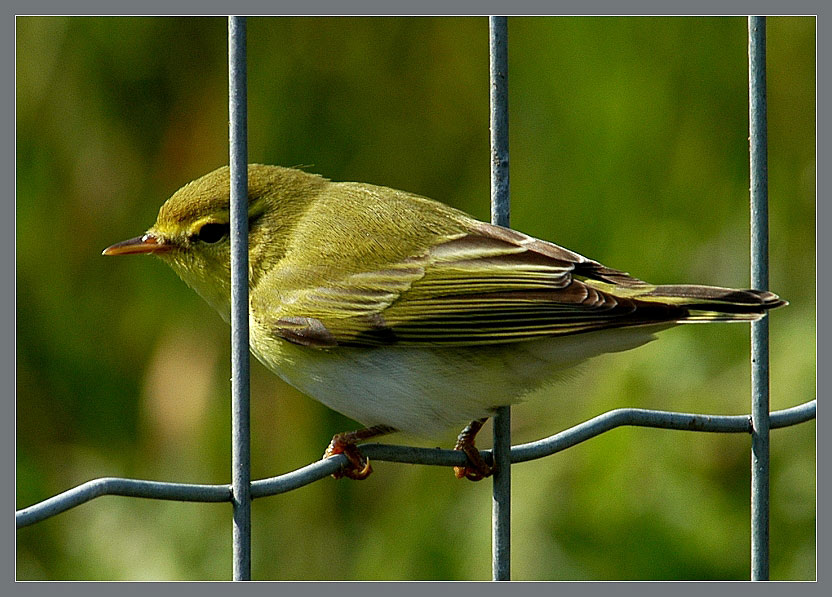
(632, 284, 787, 322)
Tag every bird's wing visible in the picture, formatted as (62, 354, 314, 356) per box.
(262, 220, 684, 349)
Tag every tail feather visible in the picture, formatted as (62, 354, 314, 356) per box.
(633, 284, 787, 322)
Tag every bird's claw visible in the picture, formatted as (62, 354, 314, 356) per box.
(453, 440, 493, 481)
(324, 438, 373, 480)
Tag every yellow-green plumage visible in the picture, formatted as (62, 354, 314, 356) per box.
(105, 164, 785, 438)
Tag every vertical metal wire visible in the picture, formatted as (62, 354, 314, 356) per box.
(228, 15, 251, 582)
(489, 15, 511, 582)
(748, 15, 770, 582)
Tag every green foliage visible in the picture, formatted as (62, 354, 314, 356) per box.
(16, 16, 815, 580)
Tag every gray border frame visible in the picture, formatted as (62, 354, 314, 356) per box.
(9, 2, 824, 592)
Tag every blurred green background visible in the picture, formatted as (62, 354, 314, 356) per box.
(16, 16, 815, 580)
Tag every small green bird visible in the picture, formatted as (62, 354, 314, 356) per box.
(104, 164, 785, 480)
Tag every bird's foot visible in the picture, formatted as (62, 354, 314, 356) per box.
(324, 437, 373, 480)
(453, 442, 493, 481)
(323, 425, 395, 480)
(453, 418, 493, 481)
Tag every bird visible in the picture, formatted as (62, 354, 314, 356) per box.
(103, 164, 785, 480)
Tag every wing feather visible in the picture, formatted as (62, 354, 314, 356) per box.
(262, 221, 686, 348)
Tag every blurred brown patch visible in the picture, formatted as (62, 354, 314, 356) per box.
(141, 324, 220, 451)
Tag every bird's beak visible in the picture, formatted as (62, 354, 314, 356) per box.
(102, 233, 172, 256)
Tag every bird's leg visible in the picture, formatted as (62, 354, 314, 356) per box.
(453, 418, 493, 481)
(324, 424, 396, 480)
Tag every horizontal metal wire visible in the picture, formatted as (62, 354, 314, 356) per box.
(16, 399, 815, 530)
(15, 478, 231, 528)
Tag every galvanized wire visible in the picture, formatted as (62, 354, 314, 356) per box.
(489, 15, 511, 583)
(16, 479, 231, 528)
(748, 15, 770, 582)
(228, 15, 251, 582)
(16, 400, 816, 529)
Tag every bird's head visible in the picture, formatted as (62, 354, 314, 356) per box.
(103, 164, 327, 320)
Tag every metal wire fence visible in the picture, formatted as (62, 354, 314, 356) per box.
(15, 16, 816, 581)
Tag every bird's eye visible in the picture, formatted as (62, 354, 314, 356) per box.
(196, 223, 229, 244)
